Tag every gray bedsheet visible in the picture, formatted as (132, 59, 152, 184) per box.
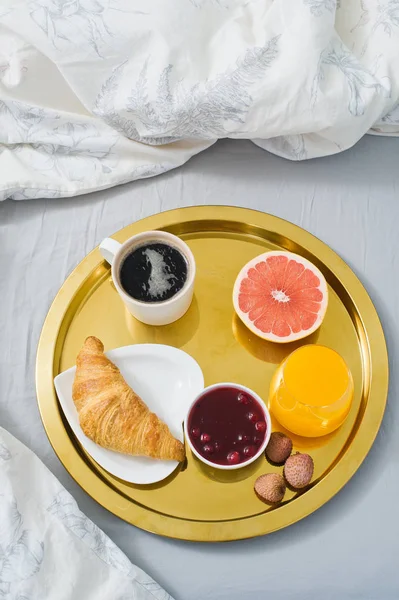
(1, 138, 398, 600)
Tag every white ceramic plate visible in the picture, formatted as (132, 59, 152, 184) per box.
(54, 344, 204, 484)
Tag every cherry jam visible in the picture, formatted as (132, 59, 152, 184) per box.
(187, 386, 267, 465)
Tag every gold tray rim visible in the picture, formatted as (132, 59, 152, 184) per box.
(36, 206, 389, 542)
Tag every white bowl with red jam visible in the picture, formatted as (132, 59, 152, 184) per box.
(184, 383, 271, 470)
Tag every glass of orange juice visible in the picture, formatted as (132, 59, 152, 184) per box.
(269, 345, 354, 437)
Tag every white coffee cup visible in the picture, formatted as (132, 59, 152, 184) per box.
(99, 231, 196, 326)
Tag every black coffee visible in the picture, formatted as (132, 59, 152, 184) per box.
(119, 242, 188, 303)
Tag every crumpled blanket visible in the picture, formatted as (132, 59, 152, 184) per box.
(0, 427, 173, 600)
(0, 0, 398, 201)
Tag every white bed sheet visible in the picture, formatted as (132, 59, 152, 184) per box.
(1, 138, 398, 599)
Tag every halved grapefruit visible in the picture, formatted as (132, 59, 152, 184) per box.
(233, 251, 328, 343)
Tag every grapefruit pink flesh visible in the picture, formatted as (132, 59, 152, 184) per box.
(233, 251, 328, 343)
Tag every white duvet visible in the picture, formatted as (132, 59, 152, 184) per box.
(0, 427, 174, 600)
(0, 0, 398, 201)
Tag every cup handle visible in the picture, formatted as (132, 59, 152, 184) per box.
(99, 238, 122, 266)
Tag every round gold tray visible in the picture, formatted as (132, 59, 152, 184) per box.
(36, 206, 388, 541)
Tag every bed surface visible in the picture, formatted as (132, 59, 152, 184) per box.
(1, 138, 398, 600)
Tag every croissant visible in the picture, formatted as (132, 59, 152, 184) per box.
(72, 336, 185, 462)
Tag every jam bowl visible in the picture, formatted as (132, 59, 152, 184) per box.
(184, 383, 271, 470)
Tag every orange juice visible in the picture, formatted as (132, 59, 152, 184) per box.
(269, 345, 354, 437)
